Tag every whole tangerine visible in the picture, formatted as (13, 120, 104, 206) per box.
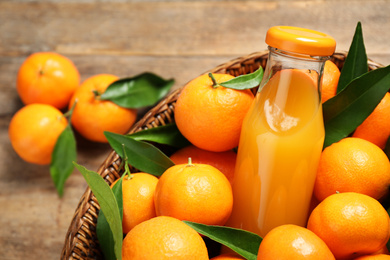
(314, 137, 390, 202)
(174, 73, 254, 152)
(8, 104, 68, 165)
(17, 52, 80, 109)
(154, 160, 233, 226)
(256, 224, 335, 260)
(307, 192, 390, 260)
(122, 216, 209, 260)
(111, 173, 158, 234)
(69, 74, 137, 143)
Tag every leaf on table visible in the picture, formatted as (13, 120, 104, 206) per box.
(220, 66, 264, 90)
(184, 221, 262, 260)
(128, 123, 190, 148)
(97, 177, 124, 260)
(100, 72, 175, 109)
(337, 21, 368, 93)
(49, 124, 77, 197)
(74, 162, 123, 260)
(105, 131, 174, 177)
(323, 65, 390, 148)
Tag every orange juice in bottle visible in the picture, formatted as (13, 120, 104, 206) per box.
(227, 26, 336, 238)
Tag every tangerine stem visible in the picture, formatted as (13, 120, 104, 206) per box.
(92, 90, 102, 100)
(120, 144, 133, 179)
(187, 157, 195, 167)
(124, 162, 132, 180)
(208, 73, 220, 88)
(63, 99, 77, 122)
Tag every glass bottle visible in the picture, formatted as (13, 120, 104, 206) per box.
(226, 26, 336, 238)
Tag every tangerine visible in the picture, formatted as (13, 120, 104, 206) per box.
(111, 173, 158, 234)
(353, 92, 390, 149)
(174, 73, 254, 152)
(321, 60, 341, 103)
(122, 216, 209, 260)
(256, 224, 335, 260)
(314, 137, 390, 202)
(154, 161, 233, 226)
(307, 192, 390, 260)
(169, 145, 237, 184)
(8, 104, 68, 165)
(17, 52, 80, 109)
(69, 74, 137, 143)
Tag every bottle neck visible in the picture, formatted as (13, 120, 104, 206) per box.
(260, 47, 329, 92)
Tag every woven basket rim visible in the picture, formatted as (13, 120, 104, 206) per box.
(60, 50, 384, 260)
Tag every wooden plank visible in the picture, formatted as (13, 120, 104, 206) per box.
(0, 123, 110, 258)
(0, 1, 389, 61)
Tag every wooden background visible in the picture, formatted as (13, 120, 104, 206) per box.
(1, 0, 389, 259)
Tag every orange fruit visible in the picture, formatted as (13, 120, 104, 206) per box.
(8, 104, 68, 165)
(17, 52, 80, 109)
(321, 60, 341, 103)
(256, 224, 335, 260)
(210, 253, 245, 259)
(314, 137, 390, 202)
(307, 192, 390, 260)
(354, 254, 390, 260)
(122, 216, 209, 260)
(69, 74, 137, 143)
(154, 161, 233, 226)
(174, 73, 254, 152)
(353, 92, 390, 149)
(111, 173, 158, 234)
(169, 145, 237, 184)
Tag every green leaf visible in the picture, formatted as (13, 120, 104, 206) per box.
(184, 221, 262, 260)
(113, 177, 124, 222)
(97, 177, 124, 260)
(100, 72, 175, 108)
(323, 65, 390, 148)
(49, 124, 77, 197)
(105, 132, 174, 177)
(74, 162, 123, 260)
(128, 123, 190, 148)
(220, 67, 264, 90)
(337, 22, 368, 93)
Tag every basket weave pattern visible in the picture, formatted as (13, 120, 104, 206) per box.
(60, 51, 383, 260)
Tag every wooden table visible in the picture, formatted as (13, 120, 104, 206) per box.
(1, 1, 389, 259)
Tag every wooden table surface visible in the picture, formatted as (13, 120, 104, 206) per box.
(1, 0, 389, 259)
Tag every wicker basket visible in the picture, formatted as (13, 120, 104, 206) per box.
(60, 51, 384, 260)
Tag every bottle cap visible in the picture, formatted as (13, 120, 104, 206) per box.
(265, 26, 336, 56)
